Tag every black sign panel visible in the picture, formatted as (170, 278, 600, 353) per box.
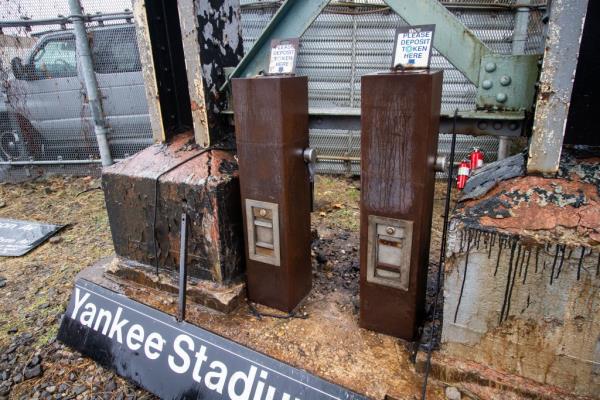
(58, 280, 367, 400)
(0, 218, 63, 256)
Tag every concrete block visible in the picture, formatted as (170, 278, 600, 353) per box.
(102, 132, 244, 283)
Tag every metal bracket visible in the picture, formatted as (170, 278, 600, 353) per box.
(304, 148, 317, 211)
(476, 54, 540, 111)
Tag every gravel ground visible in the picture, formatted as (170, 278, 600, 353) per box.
(0, 176, 155, 400)
(0, 175, 455, 400)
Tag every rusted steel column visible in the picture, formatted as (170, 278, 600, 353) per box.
(232, 76, 312, 312)
(359, 71, 443, 340)
(527, 0, 589, 174)
(178, 0, 244, 147)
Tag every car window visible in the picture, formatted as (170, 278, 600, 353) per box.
(92, 26, 141, 74)
(31, 36, 77, 79)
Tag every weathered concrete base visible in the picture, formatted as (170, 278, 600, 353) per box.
(79, 256, 245, 314)
(442, 154, 600, 399)
(415, 351, 591, 400)
(442, 234, 600, 398)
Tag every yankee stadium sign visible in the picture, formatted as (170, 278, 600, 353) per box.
(58, 280, 365, 400)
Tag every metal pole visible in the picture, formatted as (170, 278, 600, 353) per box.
(178, 213, 188, 322)
(528, 0, 589, 174)
(497, 0, 530, 161)
(497, 136, 510, 160)
(68, 0, 113, 167)
(512, 1, 530, 55)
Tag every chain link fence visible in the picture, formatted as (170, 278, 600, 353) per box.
(0, 0, 150, 180)
(1, 0, 547, 180)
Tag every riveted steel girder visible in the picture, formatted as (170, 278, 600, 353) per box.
(225, 0, 542, 112)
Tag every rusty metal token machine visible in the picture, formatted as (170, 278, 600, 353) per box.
(232, 76, 313, 313)
(230, 70, 443, 337)
(360, 70, 443, 340)
(102, 0, 443, 336)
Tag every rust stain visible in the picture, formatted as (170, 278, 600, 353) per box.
(88, 265, 445, 400)
(102, 131, 244, 283)
(459, 165, 600, 246)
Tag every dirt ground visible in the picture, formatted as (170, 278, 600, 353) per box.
(0, 174, 453, 400)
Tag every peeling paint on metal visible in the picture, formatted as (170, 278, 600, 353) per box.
(195, 0, 244, 145)
(177, 0, 210, 147)
(176, 0, 243, 147)
(133, 0, 166, 143)
(528, 0, 590, 174)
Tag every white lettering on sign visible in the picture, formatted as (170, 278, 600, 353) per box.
(268, 41, 298, 75)
(69, 287, 304, 400)
(0, 218, 63, 257)
(393, 25, 435, 69)
(145, 332, 165, 360)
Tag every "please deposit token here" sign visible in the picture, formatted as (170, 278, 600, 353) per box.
(392, 25, 435, 69)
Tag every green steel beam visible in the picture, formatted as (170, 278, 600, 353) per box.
(224, 0, 542, 111)
(221, 0, 329, 89)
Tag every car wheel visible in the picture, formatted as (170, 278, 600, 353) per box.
(0, 129, 26, 161)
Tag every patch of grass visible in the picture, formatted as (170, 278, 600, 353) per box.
(328, 208, 360, 231)
(0, 176, 112, 349)
(346, 185, 360, 203)
(35, 324, 59, 348)
(313, 175, 361, 231)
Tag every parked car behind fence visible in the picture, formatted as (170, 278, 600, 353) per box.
(0, 22, 152, 164)
(1, 1, 543, 179)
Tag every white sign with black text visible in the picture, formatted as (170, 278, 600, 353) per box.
(268, 38, 299, 75)
(392, 25, 435, 69)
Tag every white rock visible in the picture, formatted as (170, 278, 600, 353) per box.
(445, 386, 461, 400)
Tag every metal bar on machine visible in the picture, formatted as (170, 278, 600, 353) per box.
(68, 0, 113, 167)
(306, 108, 524, 137)
(223, 107, 524, 137)
(178, 213, 188, 322)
